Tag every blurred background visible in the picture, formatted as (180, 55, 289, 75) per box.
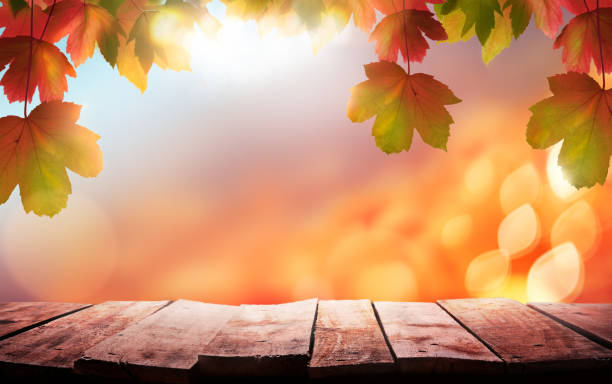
(0, 1, 610, 304)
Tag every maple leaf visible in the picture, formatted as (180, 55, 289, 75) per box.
(370, 0, 444, 14)
(527, 72, 612, 188)
(0, 101, 103, 216)
(322, 0, 377, 33)
(370, 9, 447, 63)
(0, 2, 47, 38)
(126, 0, 218, 74)
(223, 0, 273, 20)
(554, 7, 611, 74)
(435, 1, 516, 64)
(504, 0, 564, 38)
(347, 61, 461, 153)
(0, 36, 76, 103)
(562, 0, 612, 14)
(439, 0, 503, 45)
(44, 0, 124, 67)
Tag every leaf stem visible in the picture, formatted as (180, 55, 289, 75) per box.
(596, 0, 606, 89)
(584, 0, 590, 12)
(39, 0, 57, 41)
(403, 0, 410, 74)
(24, 0, 34, 117)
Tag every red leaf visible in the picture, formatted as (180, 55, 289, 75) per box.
(0, 36, 76, 103)
(370, 9, 447, 63)
(43, 0, 123, 66)
(0, 3, 47, 38)
(562, 0, 612, 14)
(554, 8, 612, 74)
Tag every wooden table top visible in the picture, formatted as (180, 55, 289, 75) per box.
(0, 298, 610, 383)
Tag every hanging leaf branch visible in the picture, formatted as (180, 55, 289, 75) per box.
(0, 0, 610, 216)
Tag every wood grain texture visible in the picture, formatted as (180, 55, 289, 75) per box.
(528, 303, 612, 349)
(438, 298, 612, 373)
(198, 299, 318, 377)
(0, 301, 168, 377)
(75, 300, 237, 384)
(308, 300, 394, 378)
(0, 302, 89, 341)
(374, 302, 503, 373)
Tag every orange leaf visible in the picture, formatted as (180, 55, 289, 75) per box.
(0, 36, 76, 103)
(0, 101, 103, 216)
(44, 0, 123, 67)
(554, 8, 611, 74)
(370, 9, 447, 63)
(347, 61, 461, 153)
(370, 0, 444, 14)
(562, 0, 612, 14)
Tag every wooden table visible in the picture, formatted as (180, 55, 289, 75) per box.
(0, 299, 610, 383)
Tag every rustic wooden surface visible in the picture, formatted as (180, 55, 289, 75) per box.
(0, 301, 168, 377)
(438, 298, 612, 373)
(373, 302, 503, 373)
(0, 302, 89, 341)
(308, 300, 395, 378)
(198, 298, 317, 377)
(528, 303, 612, 349)
(75, 300, 237, 384)
(0, 298, 610, 382)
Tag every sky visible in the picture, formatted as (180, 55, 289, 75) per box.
(0, 1, 611, 304)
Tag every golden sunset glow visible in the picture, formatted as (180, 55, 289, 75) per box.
(1, 0, 611, 306)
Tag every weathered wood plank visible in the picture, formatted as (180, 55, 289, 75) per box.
(0, 301, 168, 378)
(308, 300, 394, 378)
(75, 300, 237, 384)
(0, 302, 89, 341)
(373, 302, 503, 373)
(528, 303, 612, 349)
(438, 298, 612, 373)
(198, 299, 318, 377)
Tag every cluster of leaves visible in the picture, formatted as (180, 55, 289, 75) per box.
(0, 0, 610, 216)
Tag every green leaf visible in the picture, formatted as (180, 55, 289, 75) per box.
(8, 0, 28, 16)
(527, 72, 612, 188)
(440, 0, 502, 45)
(347, 61, 461, 154)
(98, 0, 127, 16)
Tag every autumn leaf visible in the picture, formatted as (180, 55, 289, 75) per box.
(0, 2, 47, 38)
(223, 0, 273, 20)
(435, 1, 515, 64)
(527, 72, 612, 188)
(0, 101, 103, 216)
(439, 0, 502, 45)
(44, 0, 123, 67)
(322, 0, 378, 33)
(127, 0, 217, 74)
(370, 0, 445, 14)
(0, 36, 76, 103)
(347, 61, 461, 153)
(562, 0, 612, 14)
(504, 0, 564, 38)
(554, 7, 611, 74)
(98, 0, 128, 16)
(370, 9, 447, 63)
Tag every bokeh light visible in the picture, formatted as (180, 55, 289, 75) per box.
(499, 164, 540, 214)
(551, 200, 600, 259)
(527, 243, 584, 302)
(1, 194, 117, 301)
(465, 250, 510, 296)
(497, 204, 541, 258)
